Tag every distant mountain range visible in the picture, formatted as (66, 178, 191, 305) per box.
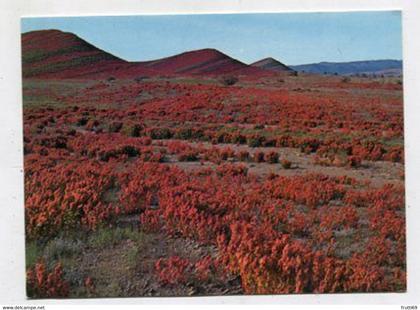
(21, 29, 402, 79)
(290, 60, 402, 76)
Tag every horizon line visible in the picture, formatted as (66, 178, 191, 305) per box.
(21, 28, 403, 66)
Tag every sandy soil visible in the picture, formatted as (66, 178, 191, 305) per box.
(155, 140, 404, 188)
(68, 219, 242, 298)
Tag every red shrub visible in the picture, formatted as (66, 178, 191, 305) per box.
(265, 151, 279, 164)
(253, 151, 265, 163)
(27, 261, 69, 298)
(237, 150, 250, 161)
(155, 256, 191, 285)
(280, 159, 292, 169)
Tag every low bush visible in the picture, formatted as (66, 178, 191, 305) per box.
(253, 151, 265, 163)
(281, 159, 292, 169)
(27, 261, 69, 298)
(237, 150, 250, 161)
(265, 151, 279, 164)
(220, 75, 239, 86)
(177, 150, 199, 162)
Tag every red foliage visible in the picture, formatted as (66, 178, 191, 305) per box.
(253, 151, 265, 163)
(84, 276, 95, 294)
(237, 150, 250, 161)
(194, 256, 216, 281)
(155, 256, 191, 285)
(265, 151, 279, 163)
(25, 159, 116, 238)
(280, 159, 292, 169)
(22, 72, 405, 295)
(27, 261, 69, 298)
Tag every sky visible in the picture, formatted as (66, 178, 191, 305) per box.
(21, 11, 402, 65)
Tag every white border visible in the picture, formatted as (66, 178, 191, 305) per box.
(1, 0, 419, 306)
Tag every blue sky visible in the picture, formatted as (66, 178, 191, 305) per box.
(21, 11, 402, 65)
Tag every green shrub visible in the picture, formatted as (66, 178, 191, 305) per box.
(88, 227, 144, 249)
(220, 75, 238, 86)
(148, 128, 173, 139)
(177, 151, 198, 162)
(247, 135, 265, 147)
(121, 123, 143, 137)
(108, 121, 123, 133)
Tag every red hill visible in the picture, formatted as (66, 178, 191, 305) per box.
(251, 57, 294, 73)
(141, 48, 271, 76)
(22, 30, 157, 79)
(22, 29, 121, 78)
(22, 29, 272, 79)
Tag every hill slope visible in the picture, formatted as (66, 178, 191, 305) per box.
(22, 30, 125, 78)
(141, 48, 267, 75)
(290, 60, 402, 76)
(250, 57, 294, 73)
(22, 30, 272, 79)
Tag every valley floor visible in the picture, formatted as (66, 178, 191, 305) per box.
(23, 74, 405, 297)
